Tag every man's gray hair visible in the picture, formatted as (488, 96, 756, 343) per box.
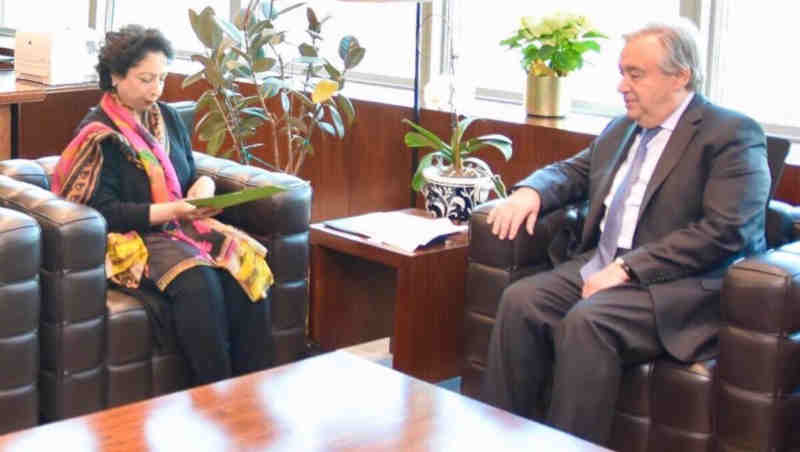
(623, 19, 704, 91)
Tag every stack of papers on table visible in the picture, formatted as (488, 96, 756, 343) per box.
(324, 211, 467, 253)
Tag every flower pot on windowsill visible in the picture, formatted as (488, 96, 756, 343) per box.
(525, 74, 570, 118)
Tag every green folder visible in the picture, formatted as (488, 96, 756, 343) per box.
(187, 184, 288, 209)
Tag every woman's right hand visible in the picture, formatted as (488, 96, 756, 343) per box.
(170, 201, 222, 221)
(149, 201, 222, 225)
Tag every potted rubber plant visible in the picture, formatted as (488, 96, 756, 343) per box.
(185, 0, 365, 174)
(403, 116, 512, 222)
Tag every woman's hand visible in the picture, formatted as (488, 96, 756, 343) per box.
(171, 201, 222, 221)
(149, 200, 221, 225)
(186, 176, 215, 200)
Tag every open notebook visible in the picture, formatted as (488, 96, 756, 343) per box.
(324, 211, 467, 253)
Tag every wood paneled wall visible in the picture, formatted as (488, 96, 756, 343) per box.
(1, 73, 766, 223)
(18, 87, 102, 158)
(161, 74, 596, 222)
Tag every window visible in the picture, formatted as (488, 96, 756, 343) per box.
(0, 0, 796, 140)
(273, 0, 417, 86)
(708, 1, 800, 134)
(455, 0, 682, 115)
(0, 1, 90, 32)
(110, 1, 230, 55)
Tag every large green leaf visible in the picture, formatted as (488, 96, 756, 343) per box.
(411, 151, 446, 192)
(327, 104, 345, 138)
(212, 14, 244, 46)
(189, 7, 219, 49)
(462, 134, 513, 161)
(323, 63, 341, 83)
(299, 43, 317, 57)
(181, 69, 205, 89)
(260, 77, 285, 98)
(582, 30, 608, 39)
(241, 107, 269, 121)
(229, 47, 252, 64)
(402, 119, 450, 151)
(451, 116, 479, 154)
(285, 117, 309, 134)
(339, 36, 365, 69)
(197, 111, 226, 141)
(248, 19, 274, 39)
(196, 91, 217, 116)
(334, 94, 355, 126)
(206, 128, 227, 156)
(316, 121, 335, 136)
(306, 7, 321, 33)
(252, 56, 276, 73)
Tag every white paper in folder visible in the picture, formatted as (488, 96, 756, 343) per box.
(15, 29, 99, 85)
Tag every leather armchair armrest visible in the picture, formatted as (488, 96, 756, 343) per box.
(0, 175, 108, 420)
(716, 242, 800, 450)
(469, 200, 585, 272)
(193, 152, 311, 238)
(766, 199, 798, 247)
(192, 152, 312, 364)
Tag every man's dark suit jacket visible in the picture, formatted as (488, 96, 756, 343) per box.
(517, 94, 770, 362)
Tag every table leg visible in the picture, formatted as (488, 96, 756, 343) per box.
(392, 246, 468, 381)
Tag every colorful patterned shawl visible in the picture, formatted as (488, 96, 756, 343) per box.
(53, 93, 273, 301)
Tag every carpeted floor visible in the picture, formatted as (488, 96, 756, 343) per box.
(341, 337, 462, 394)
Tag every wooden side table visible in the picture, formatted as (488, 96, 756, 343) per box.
(309, 209, 469, 382)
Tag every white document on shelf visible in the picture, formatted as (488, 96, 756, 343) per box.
(325, 211, 467, 253)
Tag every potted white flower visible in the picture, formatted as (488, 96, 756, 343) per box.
(501, 12, 607, 117)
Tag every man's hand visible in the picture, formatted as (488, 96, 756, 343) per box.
(486, 187, 541, 240)
(581, 261, 630, 299)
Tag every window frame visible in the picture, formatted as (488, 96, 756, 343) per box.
(0, 0, 795, 142)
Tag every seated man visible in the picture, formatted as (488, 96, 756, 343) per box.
(482, 19, 770, 445)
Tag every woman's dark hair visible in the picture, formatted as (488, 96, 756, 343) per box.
(96, 25, 174, 91)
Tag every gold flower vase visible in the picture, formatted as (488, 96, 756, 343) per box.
(525, 74, 570, 118)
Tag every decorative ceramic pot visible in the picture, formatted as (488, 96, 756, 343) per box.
(421, 159, 493, 223)
(525, 74, 570, 117)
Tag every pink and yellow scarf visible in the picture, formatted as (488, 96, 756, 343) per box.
(53, 93, 273, 301)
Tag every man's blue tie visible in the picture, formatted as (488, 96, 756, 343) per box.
(580, 127, 661, 280)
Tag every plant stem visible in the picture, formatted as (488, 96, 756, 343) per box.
(211, 90, 242, 161)
(242, 5, 279, 171)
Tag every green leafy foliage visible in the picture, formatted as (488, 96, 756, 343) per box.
(402, 118, 513, 198)
(186, 1, 366, 174)
(500, 12, 607, 77)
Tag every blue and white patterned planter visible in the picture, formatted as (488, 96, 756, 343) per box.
(421, 165, 492, 223)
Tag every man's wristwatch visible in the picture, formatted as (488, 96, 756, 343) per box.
(614, 257, 636, 280)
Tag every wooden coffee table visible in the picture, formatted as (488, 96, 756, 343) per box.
(0, 352, 611, 451)
(309, 208, 469, 382)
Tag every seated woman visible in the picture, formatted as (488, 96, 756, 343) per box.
(52, 25, 274, 385)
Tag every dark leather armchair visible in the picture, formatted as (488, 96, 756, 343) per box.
(0, 207, 40, 434)
(462, 136, 799, 451)
(0, 102, 311, 423)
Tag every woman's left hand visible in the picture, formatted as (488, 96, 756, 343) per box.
(186, 175, 216, 200)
